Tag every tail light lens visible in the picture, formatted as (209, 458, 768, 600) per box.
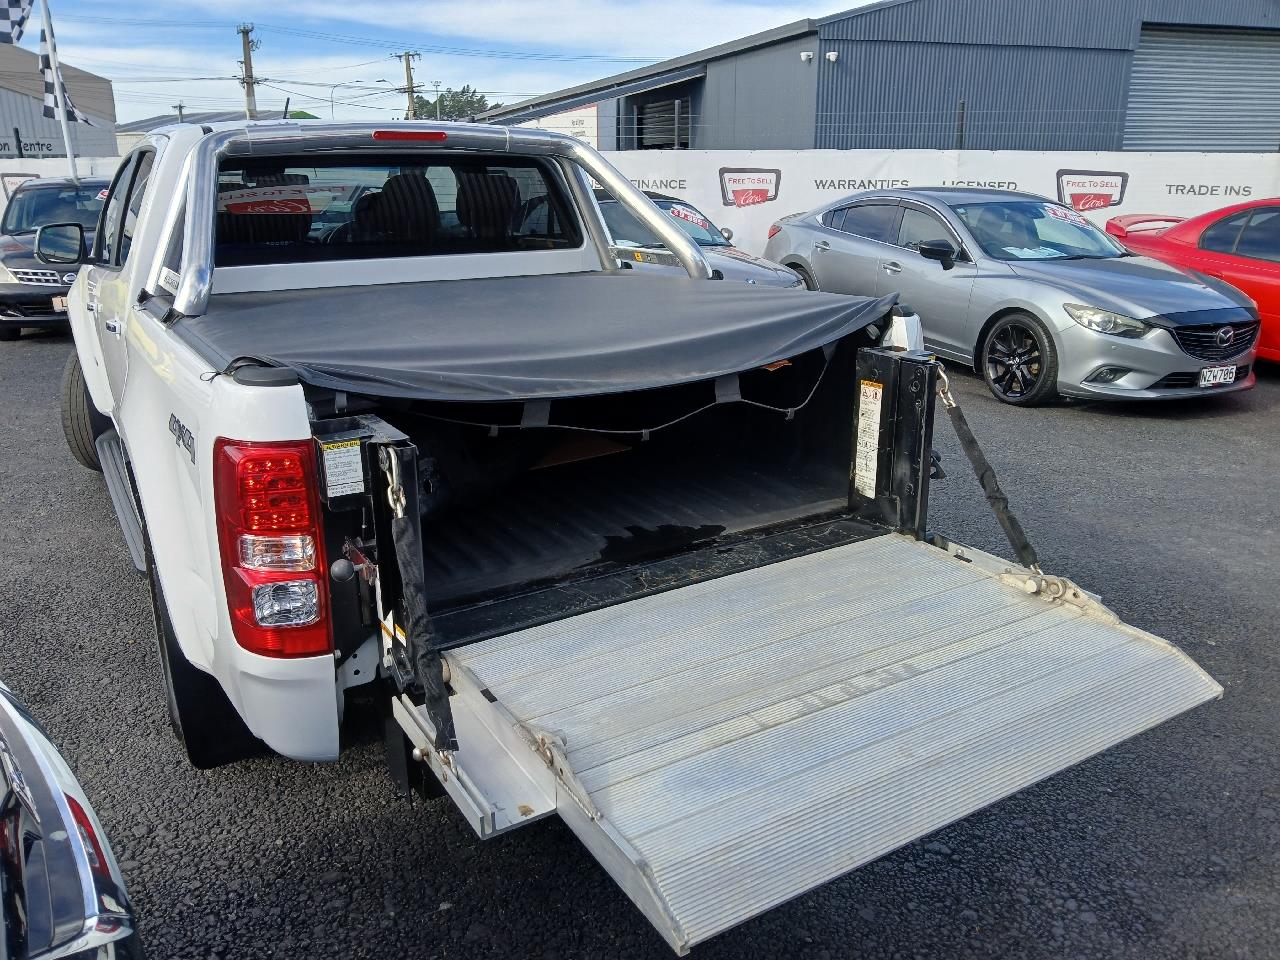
(767, 223, 782, 239)
(213, 439, 331, 657)
(65, 793, 109, 881)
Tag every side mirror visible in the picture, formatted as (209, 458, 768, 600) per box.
(35, 222, 85, 265)
(720, 226, 734, 243)
(917, 238, 956, 270)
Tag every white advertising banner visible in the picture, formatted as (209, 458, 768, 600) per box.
(603, 149, 1280, 255)
(517, 104, 599, 148)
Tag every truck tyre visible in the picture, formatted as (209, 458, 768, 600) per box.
(147, 546, 265, 769)
(60, 352, 109, 471)
(980, 312, 1059, 406)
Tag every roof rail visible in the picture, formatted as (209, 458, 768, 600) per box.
(146, 122, 712, 319)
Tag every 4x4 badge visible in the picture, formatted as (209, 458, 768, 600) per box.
(168, 414, 195, 463)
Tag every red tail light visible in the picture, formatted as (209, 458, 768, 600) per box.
(65, 793, 110, 880)
(372, 130, 448, 142)
(213, 438, 331, 658)
(767, 223, 782, 239)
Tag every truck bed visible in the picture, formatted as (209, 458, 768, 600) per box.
(421, 446, 845, 605)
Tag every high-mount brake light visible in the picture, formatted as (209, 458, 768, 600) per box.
(213, 439, 331, 658)
(371, 130, 448, 142)
(767, 224, 782, 239)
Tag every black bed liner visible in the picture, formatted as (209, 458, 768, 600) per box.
(174, 272, 896, 402)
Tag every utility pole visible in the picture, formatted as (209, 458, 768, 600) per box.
(172, 101, 185, 123)
(431, 80, 442, 120)
(395, 51, 420, 119)
(237, 23, 259, 120)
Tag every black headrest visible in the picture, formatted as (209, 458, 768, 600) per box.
(367, 174, 439, 241)
(456, 171, 520, 240)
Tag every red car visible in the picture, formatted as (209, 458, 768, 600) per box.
(1107, 198, 1280, 362)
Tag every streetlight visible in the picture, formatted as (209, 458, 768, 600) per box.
(329, 78, 390, 119)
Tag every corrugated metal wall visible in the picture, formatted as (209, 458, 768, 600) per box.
(812, 0, 1280, 152)
(814, 39, 1130, 150)
(1124, 28, 1280, 151)
(698, 35, 819, 149)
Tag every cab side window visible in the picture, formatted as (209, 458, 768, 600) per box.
(897, 207, 950, 251)
(97, 156, 135, 265)
(118, 152, 155, 266)
(96, 150, 156, 269)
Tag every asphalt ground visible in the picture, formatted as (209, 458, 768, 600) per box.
(1, 331, 1277, 960)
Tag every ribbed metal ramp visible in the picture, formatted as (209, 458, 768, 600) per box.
(442, 534, 1221, 954)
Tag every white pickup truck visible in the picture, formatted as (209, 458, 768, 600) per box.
(47, 121, 1219, 955)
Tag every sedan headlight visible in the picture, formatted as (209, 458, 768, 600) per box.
(1064, 303, 1149, 339)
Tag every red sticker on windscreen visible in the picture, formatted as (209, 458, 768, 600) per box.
(224, 198, 312, 214)
(668, 204, 710, 229)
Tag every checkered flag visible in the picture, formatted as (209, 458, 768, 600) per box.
(0, 0, 33, 44)
(39, 22, 94, 125)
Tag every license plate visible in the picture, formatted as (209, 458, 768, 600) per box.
(51, 296, 67, 312)
(1199, 364, 1236, 387)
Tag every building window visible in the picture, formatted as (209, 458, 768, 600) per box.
(638, 97, 691, 149)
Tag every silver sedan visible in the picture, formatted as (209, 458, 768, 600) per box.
(764, 187, 1259, 404)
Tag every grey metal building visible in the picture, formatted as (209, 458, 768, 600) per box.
(481, 0, 1280, 152)
(0, 43, 116, 159)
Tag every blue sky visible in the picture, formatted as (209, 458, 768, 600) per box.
(29, 0, 867, 123)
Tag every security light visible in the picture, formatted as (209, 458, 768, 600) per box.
(800, 51, 815, 63)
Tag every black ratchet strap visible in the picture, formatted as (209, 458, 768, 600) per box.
(938, 374, 1040, 570)
(387, 446, 458, 751)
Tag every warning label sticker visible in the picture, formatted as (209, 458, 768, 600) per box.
(854, 380, 883, 499)
(321, 439, 364, 498)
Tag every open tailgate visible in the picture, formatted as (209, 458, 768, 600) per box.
(395, 531, 1220, 954)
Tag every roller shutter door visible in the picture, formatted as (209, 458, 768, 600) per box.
(638, 97, 691, 149)
(1124, 27, 1280, 151)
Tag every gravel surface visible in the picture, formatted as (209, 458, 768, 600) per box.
(1, 332, 1277, 960)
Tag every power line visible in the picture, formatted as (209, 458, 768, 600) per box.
(56, 13, 659, 62)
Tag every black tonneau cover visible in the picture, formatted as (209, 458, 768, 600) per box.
(176, 272, 896, 402)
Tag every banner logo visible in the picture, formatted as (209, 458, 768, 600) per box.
(719, 167, 781, 208)
(1056, 169, 1129, 211)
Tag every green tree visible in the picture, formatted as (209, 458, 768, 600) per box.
(412, 84, 502, 121)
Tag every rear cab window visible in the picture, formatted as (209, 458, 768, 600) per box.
(214, 155, 582, 266)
